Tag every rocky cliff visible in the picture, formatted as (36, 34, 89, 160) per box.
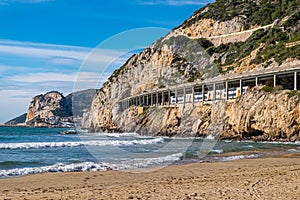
(108, 86, 300, 142)
(82, 0, 300, 142)
(25, 89, 96, 127)
(26, 91, 71, 127)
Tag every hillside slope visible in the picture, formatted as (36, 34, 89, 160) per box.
(5, 113, 27, 125)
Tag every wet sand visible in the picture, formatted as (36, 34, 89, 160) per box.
(0, 153, 299, 200)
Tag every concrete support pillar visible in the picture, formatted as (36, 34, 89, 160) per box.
(175, 89, 178, 104)
(156, 92, 159, 105)
(274, 74, 277, 88)
(202, 85, 205, 102)
(225, 81, 228, 100)
(168, 90, 171, 106)
(240, 79, 243, 95)
(183, 87, 186, 104)
(151, 94, 153, 106)
(192, 86, 195, 106)
(255, 77, 258, 86)
(213, 83, 216, 101)
(294, 72, 298, 90)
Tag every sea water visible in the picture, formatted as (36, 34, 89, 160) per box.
(0, 127, 299, 178)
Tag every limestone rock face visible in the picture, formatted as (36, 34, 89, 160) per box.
(98, 87, 300, 142)
(81, 45, 209, 132)
(24, 89, 96, 127)
(167, 16, 247, 45)
(25, 91, 71, 127)
(26, 91, 63, 122)
(225, 86, 300, 141)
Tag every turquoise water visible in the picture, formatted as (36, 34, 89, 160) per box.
(0, 127, 299, 178)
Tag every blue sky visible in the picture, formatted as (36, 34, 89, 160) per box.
(0, 0, 213, 123)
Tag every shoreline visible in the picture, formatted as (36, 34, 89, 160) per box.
(1, 153, 299, 199)
(1, 125, 299, 143)
(0, 124, 29, 127)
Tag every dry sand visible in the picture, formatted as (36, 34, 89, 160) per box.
(0, 153, 299, 200)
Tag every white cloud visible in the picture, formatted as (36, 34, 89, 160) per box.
(0, 64, 51, 74)
(5, 71, 111, 92)
(0, 40, 88, 61)
(2, 89, 41, 99)
(6, 72, 77, 83)
(0, 39, 126, 67)
(0, 89, 42, 123)
(138, 0, 214, 6)
(50, 57, 81, 65)
(6, 71, 110, 83)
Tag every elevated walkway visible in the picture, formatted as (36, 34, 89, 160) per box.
(119, 66, 300, 110)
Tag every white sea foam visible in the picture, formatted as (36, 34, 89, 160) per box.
(0, 162, 116, 177)
(83, 132, 141, 138)
(259, 141, 300, 145)
(211, 149, 224, 154)
(287, 149, 300, 153)
(0, 152, 183, 177)
(119, 153, 184, 169)
(0, 138, 164, 150)
(239, 140, 300, 145)
(205, 135, 216, 140)
(217, 154, 261, 161)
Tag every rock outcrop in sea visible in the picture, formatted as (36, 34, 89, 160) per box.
(25, 89, 96, 127)
(81, 0, 300, 141)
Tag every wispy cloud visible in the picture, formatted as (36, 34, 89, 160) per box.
(138, 0, 214, 6)
(6, 71, 110, 84)
(50, 56, 81, 65)
(0, 40, 89, 61)
(0, 39, 127, 67)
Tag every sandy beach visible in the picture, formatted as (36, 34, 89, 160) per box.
(0, 153, 299, 200)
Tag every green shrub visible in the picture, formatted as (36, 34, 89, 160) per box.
(158, 83, 166, 88)
(261, 86, 274, 92)
(196, 38, 214, 49)
(289, 90, 298, 97)
(183, 0, 300, 28)
(187, 71, 201, 82)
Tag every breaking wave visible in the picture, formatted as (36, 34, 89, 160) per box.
(0, 152, 183, 178)
(215, 154, 262, 161)
(0, 138, 164, 150)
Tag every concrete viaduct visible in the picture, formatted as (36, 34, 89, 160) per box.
(119, 66, 300, 109)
